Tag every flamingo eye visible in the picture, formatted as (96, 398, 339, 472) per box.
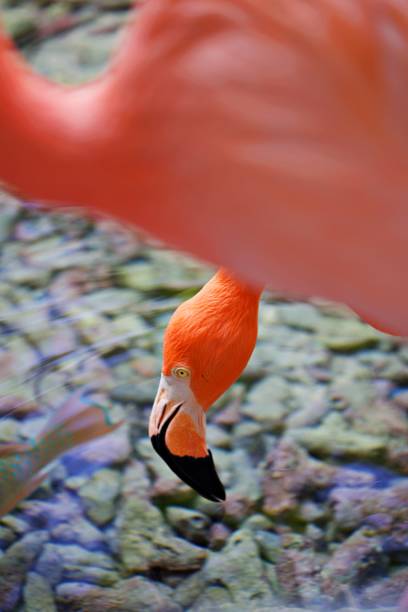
(172, 366, 191, 379)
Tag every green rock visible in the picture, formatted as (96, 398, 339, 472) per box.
(118, 251, 211, 292)
(254, 531, 282, 563)
(174, 571, 206, 608)
(40, 543, 118, 586)
(166, 506, 210, 544)
(199, 529, 273, 606)
(24, 572, 56, 612)
(241, 375, 291, 428)
(275, 303, 322, 331)
(226, 448, 262, 502)
(78, 468, 121, 525)
(191, 585, 233, 611)
(78, 289, 140, 314)
(288, 413, 387, 459)
(118, 498, 207, 572)
(317, 318, 382, 352)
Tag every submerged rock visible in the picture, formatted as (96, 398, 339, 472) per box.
(241, 375, 291, 429)
(0, 531, 48, 612)
(117, 498, 207, 572)
(166, 507, 210, 544)
(191, 528, 275, 610)
(321, 528, 386, 599)
(317, 318, 382, 351)
(329, 481, 408, 532)
(38, 543, 118, 587)
(288, 413, 388, 460)
(24, 572, 56, 612)
(78, 468, 121, 525)
(262, 439, 373, 518)
(361, 567, 408, 609)
(56, 577, 182, 612)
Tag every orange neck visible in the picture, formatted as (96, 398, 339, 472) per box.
(197, 267, 262, 311)
(163, 268, 262, 409)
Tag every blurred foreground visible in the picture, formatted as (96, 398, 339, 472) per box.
(0, 2, 407, 610)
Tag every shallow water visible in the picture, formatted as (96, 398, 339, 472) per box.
(0, 2, 407, 611)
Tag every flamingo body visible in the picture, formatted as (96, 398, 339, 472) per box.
(1, 0, 408, 334)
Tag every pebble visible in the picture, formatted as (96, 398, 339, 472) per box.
(24, 572, 57, 612)
(117, 498, 207, 572)
(78, 468, 121, 525)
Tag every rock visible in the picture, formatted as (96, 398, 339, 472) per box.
(241, 375, 291, 429)
(118, 251, 211, 292)
(112, 313, 151, 341)
(274, 303, 323, 331)
(117, 498, 207, 572)
(166, 507, 210, 544)
(121, 460, 151, 500)
(208, 523, 231, 551)
(197, 529, 274, 608)
(51, 517, 104, 550)
(56, 577, 182, 612)
(327, 378, 377, 412)
(206, 423, 231, 449)
(0, 531, 48, 612)
(275, 545, 323, 606)
(222, 494, 255, 527)
(38, 543, 118, 586)
(35, 544, 64, 587)
(78, 468, 121, 525)
(20, 492, 81, 526)
(223, 448, 262, 503)
(174, 571, 206, 608)
(360, 567, 408, 609)
(0, 418, 20, 443)
(317, 318, 382, 351)
(285, 386, 328, 428)
(0, 525, 16, 547)
(288, 413, 388, 459)
(0, 515, 30, 536)
(76, 289, 140, 315)
(254, 531, 282, 563)
(393, 389, 408, 409)
(23, 572, 56, 612)
(111, 380, 159, 404)
(321, 529, 386, 598)
(329, 481, 408, 533)
(262, 439, 373, 518)
(191, 586, 233, 611)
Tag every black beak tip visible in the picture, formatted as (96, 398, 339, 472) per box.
(151, 434, 226, 503)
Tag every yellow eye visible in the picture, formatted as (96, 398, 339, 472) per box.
(172, 366, 191, 379)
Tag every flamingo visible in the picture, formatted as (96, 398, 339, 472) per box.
(1, 0, 408, 496)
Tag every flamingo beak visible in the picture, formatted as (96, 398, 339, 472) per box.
(149, 375, 226, 502)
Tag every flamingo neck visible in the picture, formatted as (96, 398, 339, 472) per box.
(202, 268, 263, 307)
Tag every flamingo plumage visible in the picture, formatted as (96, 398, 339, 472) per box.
(1, 0, 408, 335)
(1, 0, 408, 496)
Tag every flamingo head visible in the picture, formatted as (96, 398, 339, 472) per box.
(149, 272, 259, 502)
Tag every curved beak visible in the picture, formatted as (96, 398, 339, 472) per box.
(149, 375, 225, 502)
